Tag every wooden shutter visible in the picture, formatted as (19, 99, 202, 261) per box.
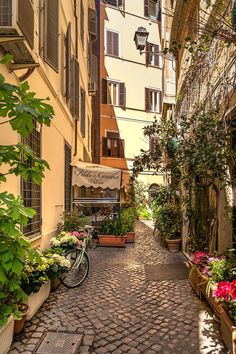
(102, 137, 108, 156)
(119, 83, 126, 108)
(64, 143, 72, 212)
(80, 0, 84, 48)
(45, 0, 59, 71)
(65, 23, 71, 102)
(106, 30, 113, 55)
(107, 131, 120, 139)
(157, 0, 161, 21)
(119, 139, 125, 158)
(81, 88, 86, 137)
(146, 42, 151, 65)
(145, 88, 150, 111)
(144, 0, 149, 17)
(70, 57, 80, 118)
(113, 32, 119, 56)
(154, 44, 160, 67)
(118, 0, 123, 6)
(18, 0, 34, 49)
(102, 79, 107, 104)
(159, 91, 162, 113)
(88, 8, 97, 38)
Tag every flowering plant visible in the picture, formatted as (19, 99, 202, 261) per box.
(43, 250, 70, 278)
(21, 251, 50, 295)
(51, 231, 79, 251)
(213, 280, 236, 322)
(70, 230, 87, 239)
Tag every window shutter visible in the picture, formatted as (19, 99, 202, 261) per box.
(119, 139, 125, 158)
(88, 8, 97, 39)
(18, 0, 34, 49)
(106, 30, 113, 55)
(74, 58, 80, 118)
(146, 42, 150, 65)
(145, 88, 150, 111)
(0, 0, 12, 26)
(102, 79, 107, 104)
(102, 137, 108, 157)
(81, 89, 86, 137)
(154, 44, 160, 67)
(118, 0, 123, 6)
(159, 91, 162, 113)
(144, 0, 149, 17)
(119, 83, 126, 108)
(66, 23, 71, 102)
(107, 131, 120, 139)
(157, 0, 161, 21)
(113, 32, 119, 57)
(70, 57, 80, 118)
(80, 0, 84, 48)
(44, 0, 59, 71)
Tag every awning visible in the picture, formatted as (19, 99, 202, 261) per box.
(71, 160, 122, 190)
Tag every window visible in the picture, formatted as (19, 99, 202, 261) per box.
(146, 43, 160, 67)
(105, 0, 123, 7)
(144, 0, 161, 21)
(102, 132, 124, 158)
(80, 0, 84, 49)
(106, 30, 119, 57)
(22, 122, 41, 237)
(43, 0, 59, 71)
(145, 88, 162, 113)
(81, 88, 86, 138)
(102, 79, 126, 107)
(64, 143, 72, 212)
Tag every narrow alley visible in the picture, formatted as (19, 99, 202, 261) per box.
(10, 222, 226, 354)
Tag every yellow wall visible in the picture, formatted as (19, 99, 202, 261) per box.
(0, 0, 95, 248)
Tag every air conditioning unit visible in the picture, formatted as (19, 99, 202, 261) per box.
(88, 81, 97, 95)
(0, 0, 34, 49)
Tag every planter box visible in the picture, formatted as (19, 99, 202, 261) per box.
(219, 307, 236, 354)
(0, 316, 14, 354)
(26, 282, 51, 321)
(187, 261, 207, 297)
(98, 235, 126, 247)
(126, 232, 135, 243)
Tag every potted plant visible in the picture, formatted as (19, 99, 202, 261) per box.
(13, 303, 29, 336)
(51, 231, 79, 253)
(98, 219, 126, 247)
(21, 251, 51, 321)
(43, 250, 71, 291)
(157, 203, 181, 252)
(120, 207, 137, 243)
(57, 211, 91, 232)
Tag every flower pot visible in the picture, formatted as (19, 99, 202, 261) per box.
(126, 232, 135, 243)
(98, 235, 126, 247)
(50, 277, 61, 292)
(13, 315, 27, 336)
(26, 281, 51, 321)
(166, 238, 181, 253)
(219, 306, 236, 353)
(0, 316, 14, 354)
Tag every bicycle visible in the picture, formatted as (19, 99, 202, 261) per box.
(60, 225, 94, 288)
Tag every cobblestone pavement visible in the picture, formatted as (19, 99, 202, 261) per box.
(10, 222, 227, 354)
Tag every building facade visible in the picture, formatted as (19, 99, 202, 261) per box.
(94, 0, 164, 197)
(169, 0, 236, 252)
(0, 0, 97, 248)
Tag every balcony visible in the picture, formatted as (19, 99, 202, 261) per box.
(0, 0, 39, 80)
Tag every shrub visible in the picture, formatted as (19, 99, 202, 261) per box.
(57, 211, 91, 232)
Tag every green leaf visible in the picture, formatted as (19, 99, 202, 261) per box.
(12, 258, 23, 275)
(0, 53, 13, 64)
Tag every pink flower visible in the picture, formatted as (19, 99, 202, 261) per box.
(213, 281, 236, 302)
(193, 251, 208, 265)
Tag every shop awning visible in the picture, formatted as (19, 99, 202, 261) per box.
(71, 160, 122, 190)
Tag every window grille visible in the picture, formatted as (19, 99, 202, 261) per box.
(22, 123, 41, 237)
(0, 0, 12, 26)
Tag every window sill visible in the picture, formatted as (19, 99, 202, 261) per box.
(105, 54, 120, 59)
(146, 64, 162, 69)
(29, 234, 42, 243)
(103, 156, 124, 159)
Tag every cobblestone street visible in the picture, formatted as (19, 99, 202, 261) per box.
(10, 222, 227, 354)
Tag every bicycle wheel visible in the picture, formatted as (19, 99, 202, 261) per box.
(60, 248, 89, 288)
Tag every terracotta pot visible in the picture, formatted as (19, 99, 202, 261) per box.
(166, 238, 181, 253)
(98, 235, 126, 247)
(50, 277, 61, 292)
(219, 306, 236, 353)
(13, 315, 27, 336)
(126, 232, 135, 243)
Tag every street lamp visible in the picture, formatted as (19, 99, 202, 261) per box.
(133, 27, 149, 54)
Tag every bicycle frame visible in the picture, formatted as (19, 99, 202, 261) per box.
(73, 226, 93, 268)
